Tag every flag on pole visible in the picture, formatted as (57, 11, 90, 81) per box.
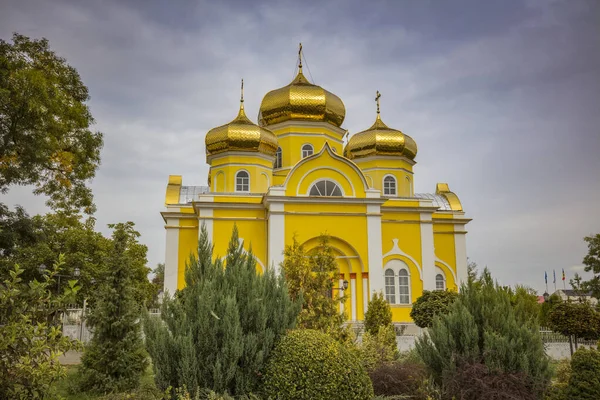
(553, 270, 556, 284)
(545, 271, 547, 284)
(562, 269, 566, 281)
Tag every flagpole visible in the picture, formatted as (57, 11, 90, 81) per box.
(553, 270, 557, 292)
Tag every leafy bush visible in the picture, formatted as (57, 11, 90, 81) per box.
(263, 329, 373, 400)
(566, 347, 600, 400)
(360, 324, 398, 372)
(416, 269, 550, 396)
(443, 363, 540, 400)
(0, 257, 80, 399)
(144, 226, 299, 397)
(548, 302, 600, 342)
(368, 361, 427, 399)
(409, 289, 457, 328)
(364, 292, 393, 335)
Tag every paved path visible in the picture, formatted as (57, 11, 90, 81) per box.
(59, 350, 81, 365)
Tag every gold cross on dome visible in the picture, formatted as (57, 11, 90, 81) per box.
(298, 42, 303, 70)
(375, 90, 381, 114)
(240, 78, 244, 104)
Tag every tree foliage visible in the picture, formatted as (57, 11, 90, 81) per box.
(77, 223, 149, 393)
(0, 256, 81, 399)
(144, 225, 300, 397)
(280, 234, 346, 339)
(263, 329, 374, 400)
(566, 348, 600, 400)
(581, 233, 600, 299)
(0, 33, 103, 214)
(539, 293, 562, 327)
(0, 206, 153, 305)
(548, 301, 600, 341)
(410, 289, 458, 328)
(363, 291, 392, 335)
(415, 269, 550, 395)
(359, 324, 398, 372)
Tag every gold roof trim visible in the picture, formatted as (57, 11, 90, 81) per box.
(205, 80, 278, 158)
(435, 183, 463, 212)
(258, 45, 346, 127)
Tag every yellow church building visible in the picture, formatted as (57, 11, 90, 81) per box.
(161, 49, 471, 323)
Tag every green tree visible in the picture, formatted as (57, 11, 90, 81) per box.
(0, 33, 103, 214)
(548, 301, 600, 352)
(566, 348, 600, 400)
(144, 225, 300, 397)
(149, 262, 164, 308)
(410, 289, 458, 328)
(263, 329, 374, 400)
(363, 291, 392, 335)
(0, 256, 81, 399)
(415, 269, 550, 395)
(77, 223, 149, 393)
(509, 285, 541, 323)
(281, 234, 346, 339)
(581, 234, 600, 299)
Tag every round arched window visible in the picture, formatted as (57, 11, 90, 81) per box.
(309, 180, 342, 196)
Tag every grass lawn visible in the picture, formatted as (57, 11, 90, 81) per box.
(55, 365, 159, 400)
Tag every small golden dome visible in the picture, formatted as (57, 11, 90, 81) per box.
(344, 91, 417, 160)
(259, 45, 345, 127)
(205, 80, 278, 157)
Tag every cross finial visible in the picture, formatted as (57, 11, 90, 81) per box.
(298, 42, 303, 72)
(240, 78, 244, 105)
(375, 90, 381, 115)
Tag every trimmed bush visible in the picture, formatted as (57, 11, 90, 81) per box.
(263, 329, 373, 400)
(566, 347, 600, 400)
(410, 289, 458, 328)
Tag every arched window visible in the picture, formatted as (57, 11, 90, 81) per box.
(274, 147, 282, 169)
(301, 144, 314, 158)
(436, 273, 446, 291)
(383, 175, 397, 196)
(385, 269, 396, 304)
(309, 180, 343, 196)
(235, 170, 249, 192)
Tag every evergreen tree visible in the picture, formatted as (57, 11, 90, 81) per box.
(281, 234, 346, 339)
(144, 225, 300, 397)
(416, 269, 550, 394)
(77, 223, 148, 393)
(363, 291, 392, 335)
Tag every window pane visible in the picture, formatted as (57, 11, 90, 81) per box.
(385, 269, 396, 304)
(308, 180, 342, 197)
(384, 176, 396, 195)
(398, 269, 410, 304)
(436, 274, 445, 290)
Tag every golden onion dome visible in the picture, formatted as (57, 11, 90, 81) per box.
(258, 45, 345, 127)
(205, 80, 278, 157)
(344, 91, 417, 161)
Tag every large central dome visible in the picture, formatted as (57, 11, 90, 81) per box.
(259, 63, 345, 128)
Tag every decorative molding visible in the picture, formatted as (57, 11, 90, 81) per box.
(434, 256, 458, 285)
(382, 238, 423, 281)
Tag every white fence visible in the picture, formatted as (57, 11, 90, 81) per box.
(61, 310, 596, 359)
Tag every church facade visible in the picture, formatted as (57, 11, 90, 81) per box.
(161, 50, 471, 323)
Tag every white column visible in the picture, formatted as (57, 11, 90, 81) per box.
(339, 278, 345, 315)
(363, 276, 369, 314)
(454, 223, 468, 287)
(367, 204, 384, 299)
(164, 217, 179, 296)
(268, 202, 285, 274)
(420, 213, 436, 291)
(198, 208, 213, 244)
(350, 276, 357, 321)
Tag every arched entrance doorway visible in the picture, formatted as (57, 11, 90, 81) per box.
(302, 236, 365, 321)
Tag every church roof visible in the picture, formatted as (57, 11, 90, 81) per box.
(414, 193, 452, 211)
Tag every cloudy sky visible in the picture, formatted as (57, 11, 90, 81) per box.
(2, 0, 599, 293)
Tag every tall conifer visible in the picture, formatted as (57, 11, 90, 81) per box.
(144, 225, 299, 397)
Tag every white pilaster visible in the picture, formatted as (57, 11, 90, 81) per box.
(420, 213, 436, 291)
(367, 204, 383, 299)
(198, 208, 213, 244)
(268, 202, 285, 274)
(339, 278, 345, 315)
(350, 277, 357, 321)
(454, 223, 468, 287)
(164, 217, 180, 296)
